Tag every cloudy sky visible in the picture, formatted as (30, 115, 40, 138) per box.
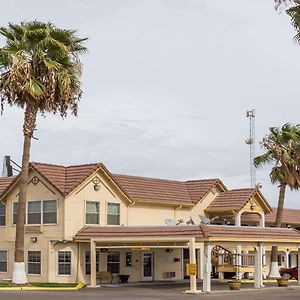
(1, 0, 300, 208)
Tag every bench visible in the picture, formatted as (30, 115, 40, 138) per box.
(96, 271, 113, 284)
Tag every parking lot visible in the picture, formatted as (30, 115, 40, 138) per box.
(0, 281, 299, 300)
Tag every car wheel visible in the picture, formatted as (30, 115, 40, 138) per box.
(281, 272, 292, 279)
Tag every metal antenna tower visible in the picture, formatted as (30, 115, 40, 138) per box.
(245, 109, 256, 188)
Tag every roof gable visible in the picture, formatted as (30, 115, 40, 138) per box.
(205, 188, 272, 214)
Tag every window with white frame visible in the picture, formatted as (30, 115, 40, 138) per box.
(0, 251, 7, 272)
(0, 203, 5, 226)
(58, 251, 71, 275)
(27, 201, 41, 224)
(43, 200, 57, 224)
(107, 203, 120, 225)
(107, 251, 120, 274)
(85, 250, 100, 275)
(13, 202, 18, 225)
(26, 200, 57, 225)
(85, 201, 99, 224)
(27, 251, 41, 275)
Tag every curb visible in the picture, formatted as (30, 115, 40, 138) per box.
(0, 282, 85, 291)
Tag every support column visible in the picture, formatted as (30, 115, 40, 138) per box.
(298, 248, 300, 286)
(218, 249, 224, 280)
(185, 237, 201, 294)
(90, 239, 97, 288)
(203, 243, 212, 293)
(254, 243, 264, 289)
(259, 213, 265, 227)
(284, 250, 290, 268)
(235, 211, 242, 226)
(236, 245, 242, 279)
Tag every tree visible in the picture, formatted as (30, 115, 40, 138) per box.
(254, 123, 300, 278)
(0, 21, 87, 284)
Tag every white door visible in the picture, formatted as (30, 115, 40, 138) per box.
(142, 252, 153, 281)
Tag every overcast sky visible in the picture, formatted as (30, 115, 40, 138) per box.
(1, 0, 300, 208)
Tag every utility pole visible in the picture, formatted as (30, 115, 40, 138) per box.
(245, 109, 256, 188)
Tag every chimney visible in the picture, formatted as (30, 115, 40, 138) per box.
(2, 156, 13, 177)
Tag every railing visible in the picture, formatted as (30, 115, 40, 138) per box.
(218, 253, 265, 268)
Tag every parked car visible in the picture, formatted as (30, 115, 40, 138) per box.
(279, 267, 298, 279)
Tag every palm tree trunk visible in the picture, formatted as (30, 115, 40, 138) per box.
(268, 183, 286, 278)
(12, 104, 38, 285)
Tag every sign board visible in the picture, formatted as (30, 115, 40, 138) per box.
(186, 263, 197, 276)
(131, 247, 151, 251)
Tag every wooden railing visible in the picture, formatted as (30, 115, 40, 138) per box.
(218, 253, 265, 268)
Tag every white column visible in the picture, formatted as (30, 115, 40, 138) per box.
(185, 237, 201, 294)
(284, 250, 290, 268)
(259, 213, 265, 227)
(203, 243, 212, 293)
(218, 249, 224, 279)
(254, 243, 264, 289)
(236, 245, 242, 279)
(298, 248, 300, 286)
(198, 246, 204, 280)
(90, 240, 97, 288)
(235, 211, 242, 226)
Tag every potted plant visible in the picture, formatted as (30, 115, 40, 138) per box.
(276, 278, 289, 287)
(227, 279, 242, 290)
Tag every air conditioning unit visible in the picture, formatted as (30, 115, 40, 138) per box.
(164, 271, 176, 279)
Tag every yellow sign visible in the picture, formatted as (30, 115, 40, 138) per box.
(131, 247, 151, 251)
(186, 263, 197, 276)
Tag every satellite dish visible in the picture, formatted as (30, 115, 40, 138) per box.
(190, 215, 201, 225)
(164, 218, 177, 226)
(199, 215, 211, 225)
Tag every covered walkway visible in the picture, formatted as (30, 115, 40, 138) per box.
(74, 224, 300, 293)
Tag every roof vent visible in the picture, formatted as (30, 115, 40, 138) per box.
(1, 156, 13, 177)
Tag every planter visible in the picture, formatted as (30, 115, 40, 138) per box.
(228, 280, 242, 290)
(118, 274, 130, 283)
(277, 278, 288, 287)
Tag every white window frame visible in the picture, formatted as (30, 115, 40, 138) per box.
(0, 203, 6, 227)
(27, 250, 42, 276)
(12, 202, 18, 226)
(107, 250, 120, 274)
(106, 202, 120, 226)
(85, 201, 100, 225)
(57, 251, 72, 276)
(25, 200, 58, 225)
(0, 250, 8, 273)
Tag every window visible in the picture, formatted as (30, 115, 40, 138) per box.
(278, 254, 282, 266)
(27, 201, 41, 224)
(58, 251, 71, 275)
(43, 200, 57, 224)
(85, 251, 100, 275)
(13, 202, 18, 225)
(107, 251, 120, 274)
(28, 251, 41, 275)
(107, 203, 120, 225)
(26, 200, 57, 225)
(0, 203, 5, 226)
(0, 251, 7, 272)
(86, 201, 99, 224)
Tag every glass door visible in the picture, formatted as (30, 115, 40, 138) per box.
(142, 252, 153, 281)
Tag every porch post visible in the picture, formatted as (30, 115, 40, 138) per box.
(236, 245, 242, 279)
(203, 242, 212, 293)
(90, 239, 97, 288)
(234, 211, 242, 226)
(298, 247, 300, 286)
(254, 242, 264, 289)
(259, 213, 265, 227)
(284, 250, 290, 268)
(185, 237, 201, 294)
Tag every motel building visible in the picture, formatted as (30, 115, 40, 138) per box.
(1, 162, 300, 292)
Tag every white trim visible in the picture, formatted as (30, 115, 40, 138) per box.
(56, 250, 72, 276)
(27, 250, 42, 276)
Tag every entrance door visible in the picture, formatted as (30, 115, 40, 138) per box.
(142, 252, 153, 281)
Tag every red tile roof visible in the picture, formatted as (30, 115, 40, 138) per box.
(74, 224, 300, 242)
(0, 176, 16, 195)
(205, 188, 271, 213)
(74, 225, 205, 241)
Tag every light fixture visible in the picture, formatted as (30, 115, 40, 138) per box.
(30, 237, 37, 243)
(250, 203, 256, 210)
(94, 184, 101, 191)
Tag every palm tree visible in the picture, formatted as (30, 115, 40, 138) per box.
(254, 123, 300, 278)
(0, 21, 87, 284)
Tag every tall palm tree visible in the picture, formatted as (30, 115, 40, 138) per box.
(0, 21, 87, 284)
(254, 123, 300, 278)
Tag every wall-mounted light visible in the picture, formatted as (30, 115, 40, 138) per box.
(30, 237, 37, 243)
(94, 184, 101, 191)
(250, 203, 256, 210)
(166, 248, 173, 253)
